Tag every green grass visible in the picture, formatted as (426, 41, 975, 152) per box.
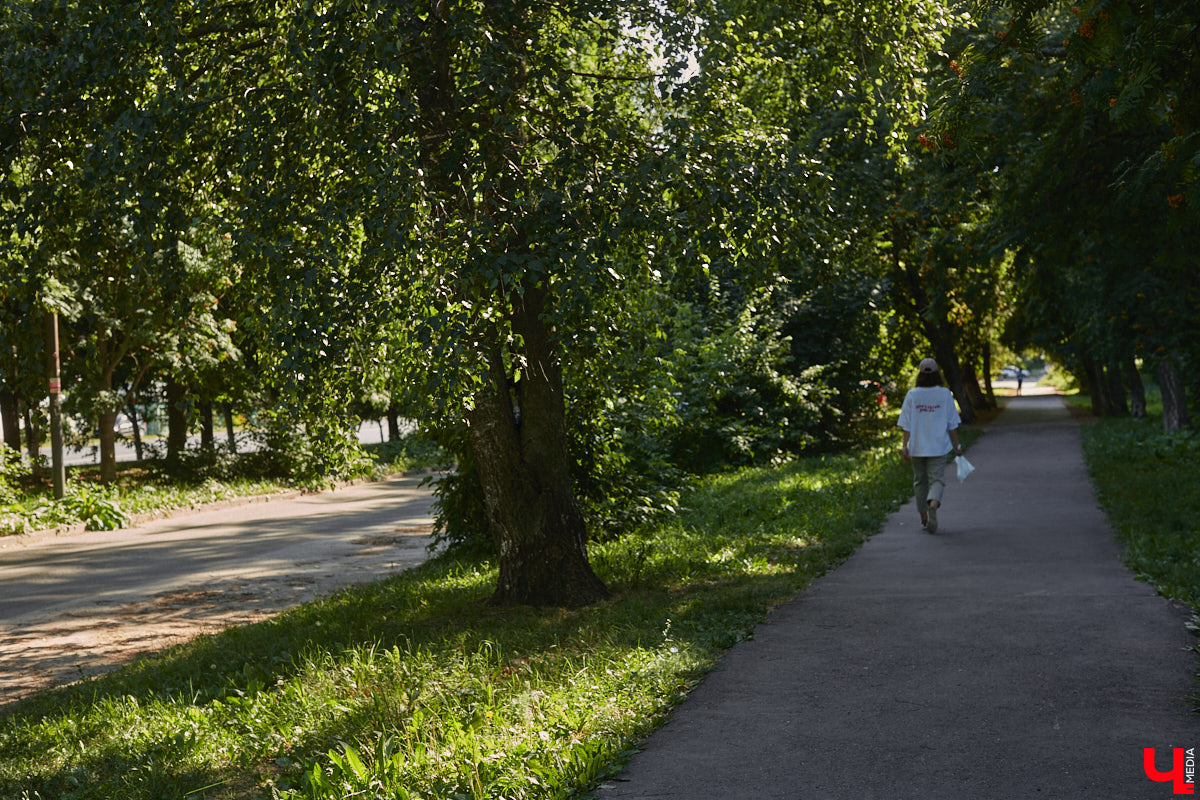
(1080, 417, 1200, 609)
(0, 439, 918, 800)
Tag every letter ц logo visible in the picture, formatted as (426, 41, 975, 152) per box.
(1145, 748, 1196, 795)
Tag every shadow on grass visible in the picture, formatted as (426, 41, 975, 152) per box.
(1, 445, 922, 799)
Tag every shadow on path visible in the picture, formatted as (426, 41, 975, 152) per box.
(0, 475, 436, 706)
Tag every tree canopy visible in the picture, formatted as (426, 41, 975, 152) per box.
(3, 0, 1196, 604)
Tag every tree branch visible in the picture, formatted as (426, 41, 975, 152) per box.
(565, 69, 657, 82)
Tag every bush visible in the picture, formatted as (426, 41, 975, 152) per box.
(666, 301, 830, 472)
(0, 445, 25, 502)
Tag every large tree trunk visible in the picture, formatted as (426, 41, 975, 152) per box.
(981, 342, 997, 408)
(166, 380, 188, 460)
(931, 337, 975, 424)
(1104, 359, 1128, 417)
(1082, 354, 1108, 417)
(1124, 359, 1146, 419)
(468, 286, 607, 608)
(97, 406, 118, 484)
(0, 388, 20, 452)
(1157, 355, 1190, 432)
(408, 2, 606, 606)
(961, 357, 990, 412)
(387, 405, 402, 442)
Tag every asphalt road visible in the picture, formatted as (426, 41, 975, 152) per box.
(56, 419, 398, 467)
(0, 473, 437, 703)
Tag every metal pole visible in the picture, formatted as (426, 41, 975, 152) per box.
(46, 311, 66, 499)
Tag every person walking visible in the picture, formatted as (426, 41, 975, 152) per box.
(897, 358, 963, 533)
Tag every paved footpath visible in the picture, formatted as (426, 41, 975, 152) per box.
(598, 394, 1197, 800)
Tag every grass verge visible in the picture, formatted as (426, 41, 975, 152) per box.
(0, 439, 921, 800)
(1080, 417, 1200, 610)
(0, 434, 444, 537)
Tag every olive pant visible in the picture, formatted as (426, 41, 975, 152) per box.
(911, 453, 950, 514)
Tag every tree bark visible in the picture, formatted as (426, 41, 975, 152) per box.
(1157, 355, 1190, 432)
(0, 388, 20, 452)
(468, 286, 608, 607)
(981, 342, 997, 408)
(22, 406, 39, 469)
(1124, 359, 1146, 419)
(406, 2, 607, 606)
(932, 338, 975, 425)
(200, 401, 215, 450)
(387, 405, 402, 441)
(1082, 355, 1108, 417)
(98, 407, 118, 484)
(223, 402, 237, 452)
(127, 396, 144, 461)
(961, 357, 990, 412)
(166, 380, 188, 460)
(1104, 359, 1128, 417)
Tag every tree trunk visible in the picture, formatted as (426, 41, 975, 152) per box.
(932, 339, 975, 425)
(961, 358, 990, 412)
(387, 405, 402, 441)
(1124, 359, 1146, 419)
(200, 401, 215, 450)
(223, 402, 237, 452)
(1104, 359, 1128, 416)
(127, 396, 144, 461)
(166, 380, 188, 460)
(22, 405, 40, 474)
(1082, 355, 1107, 417)
(468, 287, 608, 608)
(981, 342, 997, 408)
(0, 388, 20, 452)
(1157, 355, 1190, 432)
(98, 407, 118, 484)
(407, 3, 606, 606)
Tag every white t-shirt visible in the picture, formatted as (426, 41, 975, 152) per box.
(897, 386, 961, 457)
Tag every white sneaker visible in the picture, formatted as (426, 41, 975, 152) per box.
(926, 506, 938, 534)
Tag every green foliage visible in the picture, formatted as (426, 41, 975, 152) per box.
(58, 485, 130, 532)
(0, 440, 913, 800)
(937, 2, 1200, 409)
(0, 445, 23, 501)
(666, 299, 828, 471)
(1082, 418, 1200, 609)
(2, 0, 964, 602)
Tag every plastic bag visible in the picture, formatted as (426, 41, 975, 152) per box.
(955, 455, 975, 482)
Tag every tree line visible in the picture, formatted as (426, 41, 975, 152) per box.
(2, 1, 1196, 605)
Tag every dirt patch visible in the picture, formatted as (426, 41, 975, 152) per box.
(352, 524, 434, 550)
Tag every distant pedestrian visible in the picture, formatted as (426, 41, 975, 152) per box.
(1017, 371, 1023, 395)
(897, 358, 963, 534)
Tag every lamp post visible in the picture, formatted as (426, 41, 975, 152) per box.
(46, 311, 66, 499)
